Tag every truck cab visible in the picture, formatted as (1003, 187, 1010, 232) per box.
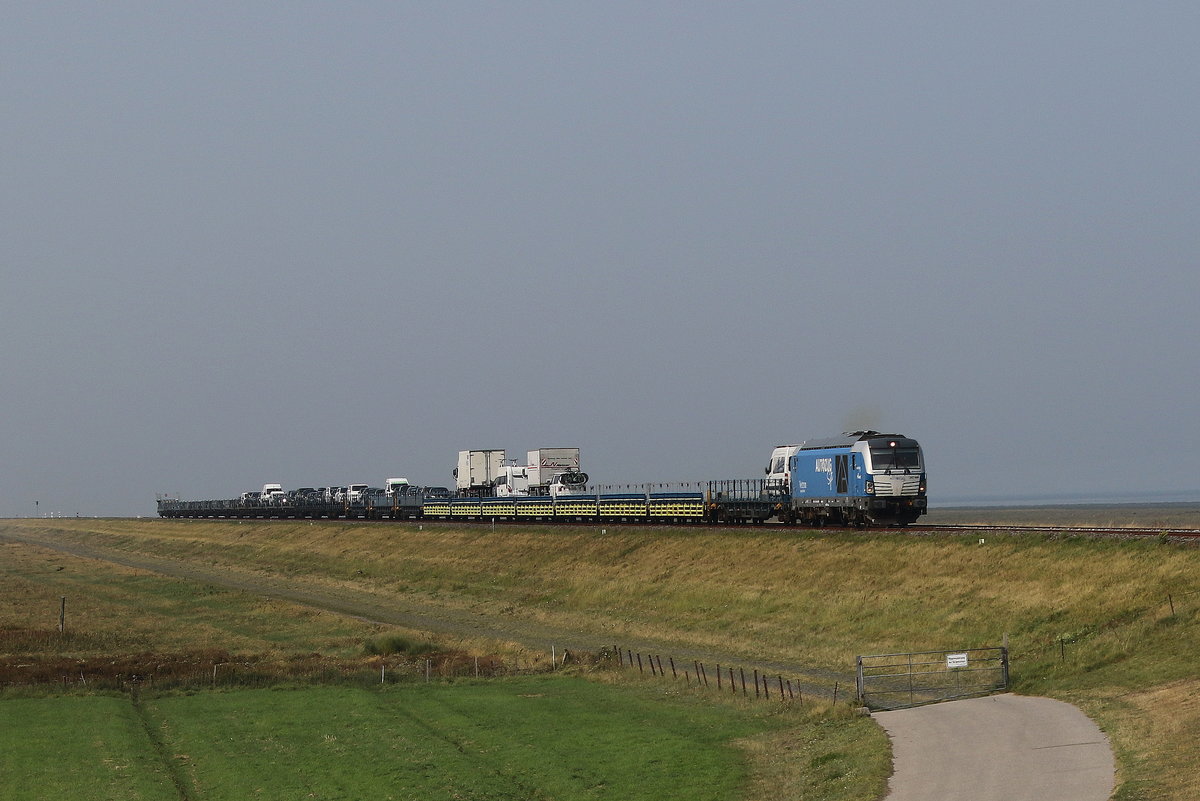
(492, 465, 530, 497)
(765, 445, 801, 494)
(548, 471, 589, 498)
(261, 483, 287, 504)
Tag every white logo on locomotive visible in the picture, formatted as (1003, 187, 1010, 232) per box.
(814, 457, 834, 490)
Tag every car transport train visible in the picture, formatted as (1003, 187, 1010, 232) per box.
(156, 432, 927, 527)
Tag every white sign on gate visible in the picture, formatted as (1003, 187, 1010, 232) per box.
(946, 652, 969, 669)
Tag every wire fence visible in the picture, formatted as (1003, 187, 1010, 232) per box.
(614, 647, 847, 706)
(0, 648, 603, 693)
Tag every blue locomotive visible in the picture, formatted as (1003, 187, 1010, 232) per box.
(766, 431, 926, 526)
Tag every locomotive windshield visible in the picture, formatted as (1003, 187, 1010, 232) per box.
(868, 438, 922, 471)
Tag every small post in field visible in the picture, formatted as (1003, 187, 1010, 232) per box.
(1169, 594, 1175, 616)
(669, 657, 677, 679)
(754, 669, 760, 698)
(59, 596, 66, 633)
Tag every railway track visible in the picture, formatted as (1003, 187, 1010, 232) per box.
(913, 523, 1200, 539)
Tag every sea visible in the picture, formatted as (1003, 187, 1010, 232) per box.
(935, 490, 1200, 508)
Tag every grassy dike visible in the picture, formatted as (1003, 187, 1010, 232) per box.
(1, 523, 886, 801)
(4, 516, 1200, 799)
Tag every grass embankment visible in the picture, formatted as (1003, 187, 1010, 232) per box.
(4, 514, 1199, 799)
(0, 531, 885, 801)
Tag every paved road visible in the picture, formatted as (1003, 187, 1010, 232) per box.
(874, 694, 1114, 801)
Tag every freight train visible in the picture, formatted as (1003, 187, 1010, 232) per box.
(156, 432, 927, 527)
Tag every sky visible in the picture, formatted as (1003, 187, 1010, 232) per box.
(4, 3, 1198, 517)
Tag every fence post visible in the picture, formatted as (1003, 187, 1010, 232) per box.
(754, 669, 760, 698)
(740, 668, 747, 696)
(716, 664, 721, 691)
(636, 654, 643, 675)
(833, 681, 839, 705)
(669, 657, 677, 679)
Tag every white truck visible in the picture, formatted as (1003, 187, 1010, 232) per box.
(488, 448, 587, 497)
(261, 483, 287, 505)
(454, 450, 506, 495)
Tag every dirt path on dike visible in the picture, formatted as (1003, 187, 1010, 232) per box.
(0, 527, 849, 698)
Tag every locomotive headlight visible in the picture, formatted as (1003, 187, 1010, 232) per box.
(865, 480, 875, 495)
(919, 480, 926, 495)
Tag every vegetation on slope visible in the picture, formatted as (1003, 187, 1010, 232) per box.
(3, 515, 1198, 799)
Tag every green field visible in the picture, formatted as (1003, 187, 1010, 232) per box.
(0, 695, 176, 801)
(0, 679, 885, 801)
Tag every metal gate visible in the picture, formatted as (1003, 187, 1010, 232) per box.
(856, 647, 1009, 710)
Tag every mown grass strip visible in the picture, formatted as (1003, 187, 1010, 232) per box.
(134, 679, 790, 801)
(0, 695, 178, 801)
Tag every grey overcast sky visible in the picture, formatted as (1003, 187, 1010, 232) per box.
(4, 3, 1198, 516)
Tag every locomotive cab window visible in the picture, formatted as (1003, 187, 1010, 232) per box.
(868, 439, 921, 471)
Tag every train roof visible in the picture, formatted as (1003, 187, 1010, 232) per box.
(796, 431, 914, 451)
